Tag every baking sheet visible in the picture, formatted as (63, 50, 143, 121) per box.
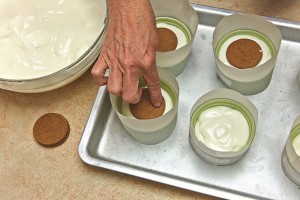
(79, 5, 300, 200)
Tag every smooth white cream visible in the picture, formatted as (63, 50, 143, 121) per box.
(0, 0, 105, 80)
(122, 88, 173, 119)
(195, 106, 249, 152)
(292, 134, 300, 156)
(218, 35, 272, 68)
(156, 22, 189, 50)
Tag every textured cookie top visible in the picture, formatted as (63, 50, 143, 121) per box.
(33, 113, 70, 147)
(157, 28, 178, 52)
(129, 88, 166, 120)
(226, 39, 262, 69)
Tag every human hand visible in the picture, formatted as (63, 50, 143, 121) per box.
(91, 0, 162, 107)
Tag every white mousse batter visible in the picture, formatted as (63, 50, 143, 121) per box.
(156, 19, 190, 50)
(0, 0, 105, 80)
(292, 133, 300, 156)
(218, 34, 272, 68)
(195, 106, 249, 152)
(122, 88, 173, 119)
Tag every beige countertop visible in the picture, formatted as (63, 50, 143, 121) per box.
(1, 1, 300, 199)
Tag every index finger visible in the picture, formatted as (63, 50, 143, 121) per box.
(143, 65, 162, 107)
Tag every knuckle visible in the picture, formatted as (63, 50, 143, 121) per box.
(123, 57, 135, 67)
(91, 71, 104, 86)
(122, 93, 138, 104)
(94, 78, 104, 86)
(150, 90, 162, 99)
(143, 60, 154, 70)
(91, 68, 100, 77)
(142, 56, 156, 70)
(147, 79, 161, 89)
(124, 65, 139, 76)
(107, 85, 121, 95)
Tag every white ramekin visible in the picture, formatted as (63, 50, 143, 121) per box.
(189, 88, 258, 165)
(213, 13, 282, 95)
(281, 115, 300, 186)
(151, 0, 198, 76)
(110, 68, 179, 145)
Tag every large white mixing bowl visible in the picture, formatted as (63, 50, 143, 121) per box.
(0, 1, 107, 93)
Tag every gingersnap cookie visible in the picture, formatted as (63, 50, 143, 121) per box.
(129, 88, 166, 119)
(157, 28, 178, 52)
(33, 113, 70, 147)
(226, 39, 263, 69)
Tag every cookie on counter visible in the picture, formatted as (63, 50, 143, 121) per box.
(33, 113, 70, 147)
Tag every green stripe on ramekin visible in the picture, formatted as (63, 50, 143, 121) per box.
(117, 79, 178, 115)
(191, 99, 256, 151)
(215, 29, 276, 56)
(156, 17, 192, 42)
(291, 124, 300, 141)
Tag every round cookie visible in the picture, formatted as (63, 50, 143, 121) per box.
(157, 28, 178, 52)
(33, 113, 70, 147)
(226, 39, 263, 69)
(129, 88, 166, 119)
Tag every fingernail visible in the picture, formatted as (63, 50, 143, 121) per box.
(153, 102, 161, 107)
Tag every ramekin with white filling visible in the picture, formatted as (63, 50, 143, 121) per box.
(189, 88, 258, 165)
